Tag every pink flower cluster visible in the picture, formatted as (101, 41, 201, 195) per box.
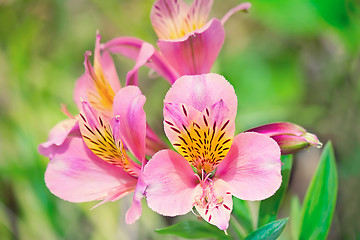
(39, 0, 321, 230)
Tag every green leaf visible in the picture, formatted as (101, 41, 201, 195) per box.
(290, 196, 301, 240)
(258, 155, 293, 227)
(299, 142, 338, 240)
(232, 197, 254, 233)
(155, 220, 228, 239)
(244, 218, 288, 240)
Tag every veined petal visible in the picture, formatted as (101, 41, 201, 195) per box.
(143, 150, 200, 216)
(113, 86, 146, 163)
(195, 179, 232, 230)
(79, 101, 141, 177)
(102, 37, 179, 84)
(38, 118, 80, 159)
(95, 33, 121, 92)
(75, 34, 121, 117)
(157, 19, 224, 75)
(216, 132, 282, 201)
(164, 100, 235, 172)
(164, 73, 237, 118)
(84, 50, 116, 117)
(125, 42, 155, 86)
(186, 0, 213, 32)
(150, 0, 190, 40)
(45, 136, 138, 203)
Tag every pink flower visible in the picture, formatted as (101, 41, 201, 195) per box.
(246, 122, 323, 155)
(102, 0, 251, 83)
(44, 86, 149, 224)
(143, 74, 282, 230)
(39, 33, 166, 158)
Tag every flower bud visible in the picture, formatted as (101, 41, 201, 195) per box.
(246, 122, 322, 155)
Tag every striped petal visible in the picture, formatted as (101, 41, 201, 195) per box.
(164, 100, 235, 172)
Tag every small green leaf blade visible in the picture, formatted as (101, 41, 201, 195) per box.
(232, 197, 254, 233)
(299, 142, 338, 240)
(155, 220, 228, 239)
(244, 218, 288, 240)
(290, 195, 301, 240)
(258, 155, 293, 227)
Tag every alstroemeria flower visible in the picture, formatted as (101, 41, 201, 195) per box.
(143, 74, 282, 230)
(39, 33, 166, 158)
(246, 122, 323, 155)
(45, 86, 148, 224)
(102, 0, 251, 83)
(151, 0, 251, 75)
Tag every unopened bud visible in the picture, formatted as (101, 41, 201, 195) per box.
(246, 122, 322, 155)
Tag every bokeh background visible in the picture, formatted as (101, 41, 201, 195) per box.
(0, 0, 359, 239)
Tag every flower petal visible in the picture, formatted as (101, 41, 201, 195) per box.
(150, 0, 190, 40)
(125, 42, 155, 86)
(187, 0, 213, 30)
(216, 132, 282, 201)
(38, 118, 80, 159)
(95, 33, 121, 93)
(157, 19, 224, 75)
(143, 150, 200, 216)
(195, 179, 232, 230)
(125, 174, 146, 224)
(113, 86, 146, 162)
(102, 37, 179, 84)
(164, 100, 235, 172)
(164, 73, 237, 116)
(79, 101, 141, 176)
(45, 136, 137, 203)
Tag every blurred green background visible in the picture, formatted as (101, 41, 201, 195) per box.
(0, 0, 359, 239)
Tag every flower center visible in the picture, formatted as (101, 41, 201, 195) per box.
(166, 105, 233, 173)
(193, 173, 226, 214)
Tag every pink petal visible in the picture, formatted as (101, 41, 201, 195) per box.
(113, 86, 146, 162)
(187, 0, 213, 30)
(38, 118, 80, 159)
(102, 37, 179, 84)
(157, 19, 224, 75)
(246, 122, 307, 137)
(164, 73, 237, 116)
(195, 179, 232, 230)
(221, 2, 252, 25)
(216, 132, 282, 201)
(125, 174, 146, 224)
(143, 150, 200, 216)
(95, 33, 121, 93)
(79, 102, 142, 176)
(74, 73, 89, 110)
(150, 0, 190, 40)
(45, 136, 137, 203)
(126, 42, 155, 86)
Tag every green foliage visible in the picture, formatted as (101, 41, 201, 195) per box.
(244, 218, 288, 240)
(155, 220, 228, 239)
(258, 155, 293, 227)
(232, 197, 254, 234)
(299, 142, 338, 240)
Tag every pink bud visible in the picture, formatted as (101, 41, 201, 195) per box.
(246, 122, 322, 155)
